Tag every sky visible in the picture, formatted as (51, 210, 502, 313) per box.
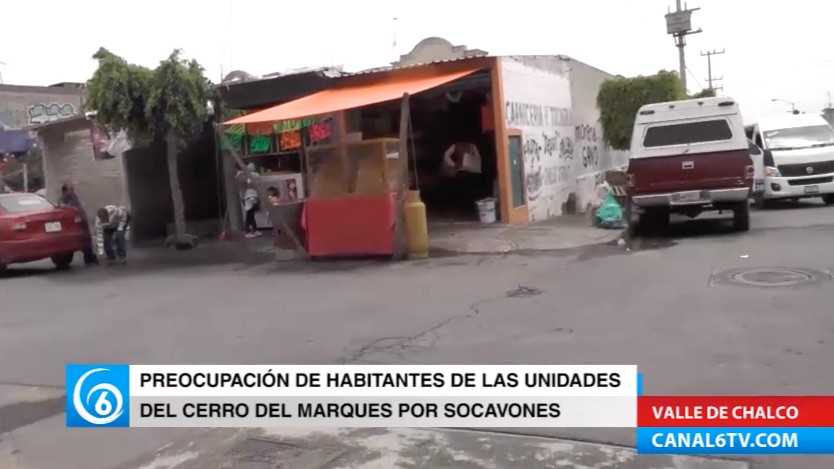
(0, 0, 831, 123)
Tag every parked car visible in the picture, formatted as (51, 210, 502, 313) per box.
(0, 193, 85, 272)
(747, 114, 834, 205)
(627, 97, 754, 231)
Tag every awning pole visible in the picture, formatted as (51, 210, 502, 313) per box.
(393, 93, 410, 260)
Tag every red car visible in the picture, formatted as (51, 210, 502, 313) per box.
(0, 193, 85, 272)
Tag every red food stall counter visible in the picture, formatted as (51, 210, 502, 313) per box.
(302, 192, 396, 257)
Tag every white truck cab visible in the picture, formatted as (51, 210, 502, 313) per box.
(628, 97, 753, 231)
(749, 114, 834, 204)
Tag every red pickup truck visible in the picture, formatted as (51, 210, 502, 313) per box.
(627, 97, 754, 232)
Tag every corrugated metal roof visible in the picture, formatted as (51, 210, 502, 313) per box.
(347, 55, 490, 76)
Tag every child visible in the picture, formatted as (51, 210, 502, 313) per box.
(266, 186, 281, 205)
(96, 205, 130, 264)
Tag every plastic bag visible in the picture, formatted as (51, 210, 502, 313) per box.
(595, 193, 625, 229)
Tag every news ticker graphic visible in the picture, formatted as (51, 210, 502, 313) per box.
(637, 396, 834, 455)
(65, 364, 637, 428)
(638, 396, 834, 427)
(636, 428, 831, 455)
(65, 364, 834, 454)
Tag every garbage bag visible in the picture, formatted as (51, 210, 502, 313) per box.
(595, 193, 625, 229)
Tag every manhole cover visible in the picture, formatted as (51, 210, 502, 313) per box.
(223, 438, 345, 468)
(712, 267, 830, 288)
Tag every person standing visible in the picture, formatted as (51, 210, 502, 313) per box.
(95, 205, 130, 265)
(59, 183, 98, 265)
(440, 141, 484, 214)
(242, 186, 261, 238)
(237, 163, 262, 238)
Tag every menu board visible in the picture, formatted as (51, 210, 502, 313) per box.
(279, 130, 302, 151)
(246, 122, 274, 154)
(248, 135, 272, 154)
(223, 124, 245, 152)
(307, 119, 333, 143)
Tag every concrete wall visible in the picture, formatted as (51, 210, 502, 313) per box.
(123, 124, 222, 241)
(392, 37, 486, 67)
(499, 56, 573, 221)
(0, 84, 83, 129)
(567, 59, 628, 214)
(41, 123, 127, 224)
(499, 56, 626, 221)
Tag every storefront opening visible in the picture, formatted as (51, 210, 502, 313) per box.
(356, 76, 497, 222)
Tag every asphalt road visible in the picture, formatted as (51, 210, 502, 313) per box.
(1, 199, 834, 468)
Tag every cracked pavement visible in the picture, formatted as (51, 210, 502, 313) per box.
(2, 200, 834, 468)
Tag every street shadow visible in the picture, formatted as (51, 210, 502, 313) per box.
(0, 265, 69, 279)
(758, 199, 826, 211)
(630, 215, 740, 250)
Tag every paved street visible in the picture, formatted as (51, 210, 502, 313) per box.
(1, 200, 834, 468)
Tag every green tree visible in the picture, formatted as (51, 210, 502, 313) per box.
(596, 70, 685, 151)
(690, 88, 717, 99)
(86, 48, 211, 248)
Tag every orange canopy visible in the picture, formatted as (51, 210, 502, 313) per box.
(224, 67, 481, 125)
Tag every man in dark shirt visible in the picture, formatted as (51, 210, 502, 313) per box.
(59, 183, 98, 265)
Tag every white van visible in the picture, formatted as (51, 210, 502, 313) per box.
(748, 114, 834, 204)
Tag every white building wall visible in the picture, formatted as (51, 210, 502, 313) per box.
(500, 56, 627, 222)
(500, 56, 574, 221)
(567, 59, 628, 214)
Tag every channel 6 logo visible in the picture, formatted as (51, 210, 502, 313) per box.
(66, 364, 130, 427)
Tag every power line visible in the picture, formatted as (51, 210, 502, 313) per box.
(686, 66, 705, 91)
(700, 49, 725, 92)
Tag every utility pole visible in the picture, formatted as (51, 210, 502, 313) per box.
(392, 18, 398, 63)
(665, 1, 702, 93)
(700, 49, 725, 92)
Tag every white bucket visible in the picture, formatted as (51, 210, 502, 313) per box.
(476, 198, 497, 224)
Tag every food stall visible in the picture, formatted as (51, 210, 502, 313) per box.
(303, 136, 402, 257)
(223, 116, 332, 235)
(220, 65, 482, 259)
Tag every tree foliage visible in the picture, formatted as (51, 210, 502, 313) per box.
(690, 88, 717, 99)
(596, 70, 685, 151)
(86, 48, 212, 247)
(86, 48, 210, 145)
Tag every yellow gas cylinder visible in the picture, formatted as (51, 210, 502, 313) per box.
(404, 190, 429, 259)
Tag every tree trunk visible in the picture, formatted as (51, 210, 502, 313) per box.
(166, 134, 195, 248)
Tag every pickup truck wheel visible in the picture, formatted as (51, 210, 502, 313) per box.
(733, 202, 751, 232)
(823, 195, 834, 205)
(52, 253, 75, 270)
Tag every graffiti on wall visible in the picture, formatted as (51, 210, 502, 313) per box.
(27, 103, 76, 125)
(0, 108, 26, 129)
(501, 57, 574, 221)
(506, 102, 572, 128)
(575, 123, 599, 169)
(507, 103, 573, 204)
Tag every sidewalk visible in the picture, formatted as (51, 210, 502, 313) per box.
(429, 216, 624, 255)
(116, 426, 748, 469)
(119, 216, 623, 270)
